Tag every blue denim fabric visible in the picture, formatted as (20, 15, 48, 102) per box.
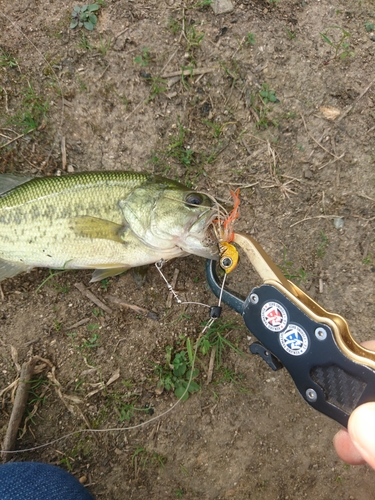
(0, 462, 95, 500)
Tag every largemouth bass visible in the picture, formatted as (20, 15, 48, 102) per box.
(0, 171, 220, 283)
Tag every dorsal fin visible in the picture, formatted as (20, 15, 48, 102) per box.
(0, 174, 33, 195)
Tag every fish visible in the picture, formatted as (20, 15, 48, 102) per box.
(0, 171, 221, 283)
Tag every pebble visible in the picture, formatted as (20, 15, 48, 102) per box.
(333, 217, 344, 229)
(211, 0, 234, 15)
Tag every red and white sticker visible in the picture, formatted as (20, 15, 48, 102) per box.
(261, 301, 288, 332)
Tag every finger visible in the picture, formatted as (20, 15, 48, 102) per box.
(361, 340, 375, 351)
(348, 402, 375, 470)
(333, 428, 366, 465)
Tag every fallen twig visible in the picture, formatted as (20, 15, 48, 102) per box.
(0, 131, 33, 149)
(300, 114, 342, 160)
(61, 136, 66, 170)
(161, 67, 217, 79)
(65, 317, 91, 331)
(206, 346, 216, 385)
(290, 214, 342, 228)
(107, 295, 158, 320)
(337, 75, 375, 123)
(74, 282, 112, 314)
(2, 358, 38, 461)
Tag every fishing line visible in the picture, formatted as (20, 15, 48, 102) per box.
(1, 265, 228, 455)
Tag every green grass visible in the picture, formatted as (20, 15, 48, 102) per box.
(279, 248, 309, 284)
(199, 320, 242, 367)
(316, 231, 328, 259)
(131, 446, 167, 470)
(8, 83, 49, 133)
(0, 48, 18, 68)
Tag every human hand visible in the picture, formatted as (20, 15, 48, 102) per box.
(333, 340, 375, 470)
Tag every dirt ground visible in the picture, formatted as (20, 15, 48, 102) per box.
(1, 0, 375, 498)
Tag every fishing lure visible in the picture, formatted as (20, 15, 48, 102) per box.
(215, 188, 241, 274)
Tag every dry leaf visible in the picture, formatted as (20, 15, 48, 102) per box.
(106, 368, 120, 387)
(320, 106, 341, 121)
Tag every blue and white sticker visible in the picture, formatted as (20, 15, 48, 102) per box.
(279, 324, 309, 356)
(261, 301, 288, 332)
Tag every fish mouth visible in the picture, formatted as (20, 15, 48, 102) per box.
(183, 206, 220, 259)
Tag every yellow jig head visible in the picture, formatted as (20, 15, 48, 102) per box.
(219, 241, 239, 274)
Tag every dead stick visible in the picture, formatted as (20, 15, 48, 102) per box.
(0, 131, 33, 149)
(161, 67, 217, 78)
(61, 136, 66, 171)
(337, 75, 375, 123)
(74, 282, 112, 314)
(2, 357, 38, 460)
(206, 346, 216, 385)
(107, 295, 158, 320)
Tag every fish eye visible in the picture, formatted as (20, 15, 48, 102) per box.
(220, 256, 233, 269)
(185, 193, 203, 206)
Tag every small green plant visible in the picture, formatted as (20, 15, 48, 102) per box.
(134, 48, 150, 67)
(247, 84, 279, 129)
(192, 0, 212, 8)
(155, 340, 200, 401)
(147, 77, 168, 102)
(100, 278, 111, 290)
(320, 26, 354, 60)
(77, 32, 93, 51)
(131, 447, 167, 470)
(168, 17, 181, 35)
(365, 22, 374, 32)
(81, 329, 100, 349)
(284, 27, 296, 40)
(9, 83, 49, 133)
(245, 32, 256, 45)
(259, 84, 278, 104)
(203, 119, 223, 139)
(199, 320, 242, 368)
(54, 320, 63, 332)
(279, 248, 309, 284)
(316, 231, 328, 259)
(97, 35, 112, 55)
(0, 48, 18, 68)
(167, 121, 195, 169)
(77, 76, 88, 92)
(70, 4, 100, 31)
(186, 25, 204, 50)
(362, 254, 372, 265)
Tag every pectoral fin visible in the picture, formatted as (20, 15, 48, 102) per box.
(0, 174, 33, 196)
(0, 259, 29, 282)
(90, 267, 129, 283)
(71, 216, 126, 243)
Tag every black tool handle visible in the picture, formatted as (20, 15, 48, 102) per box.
(243, 284, 375, 427)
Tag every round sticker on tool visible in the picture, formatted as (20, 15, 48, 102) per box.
(261, 301, 288, 332)
(279, 324, 309, 356)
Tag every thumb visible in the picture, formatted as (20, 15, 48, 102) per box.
(348, 402, 375, 470)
